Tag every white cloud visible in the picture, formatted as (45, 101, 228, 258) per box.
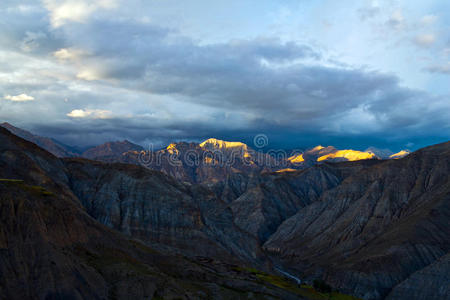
(4, 94, 35, 102)
(53, 48, 85, 60)
(43, 0, 118, 27)
(76, 69, 101, 81)
(67, 109, 112, 119)
(414, 34, 436, 47)
(420, 15, 438, 26)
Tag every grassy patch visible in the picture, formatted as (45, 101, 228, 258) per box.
(28, 185, 55, 197)
(0, 178, 54, 197)
(234, 267, 360, 300)
(0, 178, 24, 183)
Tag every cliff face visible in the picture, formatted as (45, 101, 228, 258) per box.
(386, 253, 450, 300)
(229, 160, 382, 242)
(0, 180, 308, 300)
(0, 128, 310, 300)
(63, 157, 264, 264)
(263, 142, 450, 299)
(1, 126, 449, 300)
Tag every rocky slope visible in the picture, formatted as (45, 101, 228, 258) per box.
(63, 157, 265, 265)
(0, 179, 311, 299)
(225, 160, 381, 242)
(0, 122, 77, 157)
(0, 125, 317, 300)
(263, 141, 450, 299)
(386, 253, 450, 300)
(1, 124, 448, 299)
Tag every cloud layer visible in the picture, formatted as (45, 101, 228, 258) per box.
(0, 0, 448, 150)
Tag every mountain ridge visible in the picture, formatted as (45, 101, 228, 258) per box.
(0, 126, 316, 299)
(263, 141, 450, 299)
(81, 139, 144, 160)
(0, 125, 448, 299)
(0, 122, 409, 160)
(0, 122, 78, 157)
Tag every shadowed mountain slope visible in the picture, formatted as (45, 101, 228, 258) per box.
(63, 157, 264, 265)
(0, 124, 315, 300)
(228, 160, 383, 242)
(0, 125, 448, 299)
(263, 141, 450, 299)
(0, 122, 77, 157)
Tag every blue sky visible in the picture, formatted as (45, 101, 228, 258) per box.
(0, 0, 449, 151)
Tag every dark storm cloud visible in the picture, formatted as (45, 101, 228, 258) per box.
(31, 117, 249, 148)
(0, 3, 65, 55)
(60, 18, 446, 135)
(0, 1, 448, 151)
(59, 18, 320, 83)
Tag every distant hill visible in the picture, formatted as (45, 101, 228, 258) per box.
(81, 140, 144, 160)
(0, 122, 77, 157)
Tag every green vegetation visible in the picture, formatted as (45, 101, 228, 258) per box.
(0, 178, 360, 300)
(0, 178, 24, 183)
(29, 185, 55, 197)
(0, 178, 54, 197)
(234, 267, 361, 300)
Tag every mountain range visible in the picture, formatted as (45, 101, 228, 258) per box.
(0, 122, 447, 299)
(0, 122, 411, 184)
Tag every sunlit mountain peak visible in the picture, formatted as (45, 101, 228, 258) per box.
(275, 168, 297, 173)
(311, 145, 325, 151)
(389, 150, 410, 159)
(166, 143, 179, 154)
(200, 138, 248, 149)
(317, 149, 377, 162)
(287, 154, 304, 163)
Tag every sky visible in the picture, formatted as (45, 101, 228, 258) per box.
(0, 0, 449, 151)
